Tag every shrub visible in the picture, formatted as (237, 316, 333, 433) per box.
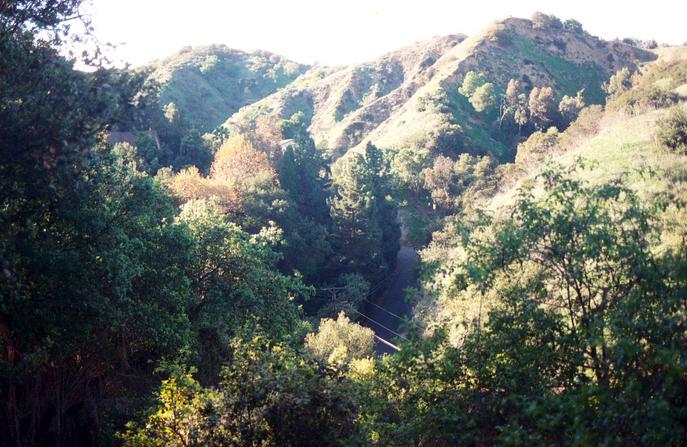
(515, 126, 560, 164)
(608, 85, 679, 114)
(305, 312, 375, 366)
(656, 106, 687, 153)
(563, 19, 583, 33)
(531, 12, 562, 29)
(606, 61, 687, 114)
(558, 105, 604, 150)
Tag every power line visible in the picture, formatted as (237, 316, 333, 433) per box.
(350, 309, 408, 341)
(362, 297, 405, 322)
(366, 278, 389, 296)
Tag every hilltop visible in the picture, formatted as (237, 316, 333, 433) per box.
(222, 13, 654, 160)
(146, 45, 309, 131)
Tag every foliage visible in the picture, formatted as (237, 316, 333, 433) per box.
(330, 143, 400, 282)
(388, 146, 431, 195)
(531, 12, 563, 29)
(499, 79, 529, 135)
(4, 5, 686, 445)
(305, 312, 375, 366)
(359, 167, 687, 445)
(123, 337, 364, 446)
(211, 134, 274, 185)
(179, 199, 308, 378)
(558, 89, 585, 126)
(606, 61, 687, 114)
(459, 71, 488, 98)
(459, 71, 496, 113)
(322, 273, 372, 317)
(278, 113, 330, 223)
(604, 67, 634, 96)
(0, 0, 84, 40)
(171, 133, 284, 232)
(528, 86, 558, 130)
(422, 153, 496, 212)
(470, 82, 497, 113)
(0, 13, 310, 443)
(515, 126, 560, 164)
(656, 106, 687, 153)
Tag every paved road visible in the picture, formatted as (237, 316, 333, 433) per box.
(362, 246, 419, 354)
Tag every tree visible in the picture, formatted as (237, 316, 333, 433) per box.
(179, 199, 308, 379)
(388, 146, 431, 195)
(305, 312, 375, 366)
(235, 114, 284, 166)
(528, 86, 558, 130)
(459, 71, 488, 97)
(422, 154, 495, 213)
(422, 155, 456, 210)
(271, 114, 333, 283)
(177, 128, 212, 171)
(563, 18, 584, 33)
(278, 117, 329, 222)
(124, 337, 363, 446)
(513, 102, 529, 133)
(604, 67, 634, 97)
(0, 0, 86, 40)
(459, 71, 496, 113)
(470, 82, 497, 113)
(211, 134, 274, 184)
(0, 12, 204, 442)
(330, 143, 400, 281)
(499, 79, 529, 135)
(515, 126, 560, 164)
(356, 167, 687, 445)
(1, 149, 196, 445)
(558, 89, 585, 126)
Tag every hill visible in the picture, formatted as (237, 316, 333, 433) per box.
(222, 13, 654, 160)
(147, 45, 309, 131)
(416, 49, 687, 343)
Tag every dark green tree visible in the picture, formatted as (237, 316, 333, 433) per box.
(177, 128, 212, 171)
(330, 143, 400, 282)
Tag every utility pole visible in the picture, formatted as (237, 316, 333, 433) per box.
(319, 287, 346, 315)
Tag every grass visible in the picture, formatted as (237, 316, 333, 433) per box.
(488, 106, 687, 220)
(440, 88, 511, 159)
(509, 34, 608, 104)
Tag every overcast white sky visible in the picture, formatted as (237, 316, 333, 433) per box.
(87, 0, 687, 67)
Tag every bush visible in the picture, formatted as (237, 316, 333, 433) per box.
(531, 12, 562, 29)
(305, 312, 375, 366)
(606, 61, 687, 114)
(656, 106, 687, 153)
(515, 127, 560, 164)
(559, 105, 604, 149)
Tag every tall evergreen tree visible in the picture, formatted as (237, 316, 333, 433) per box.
(330, 143, 399, 281)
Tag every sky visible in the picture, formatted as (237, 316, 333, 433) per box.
(87, 0, 687, 67)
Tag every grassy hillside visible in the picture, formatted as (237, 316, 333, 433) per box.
(416, 53, 687, 343)
(223, 13, 653, 161)
(147, 45, 309, 131)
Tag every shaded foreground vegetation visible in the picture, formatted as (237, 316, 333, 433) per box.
(1, 2, 686, 446)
